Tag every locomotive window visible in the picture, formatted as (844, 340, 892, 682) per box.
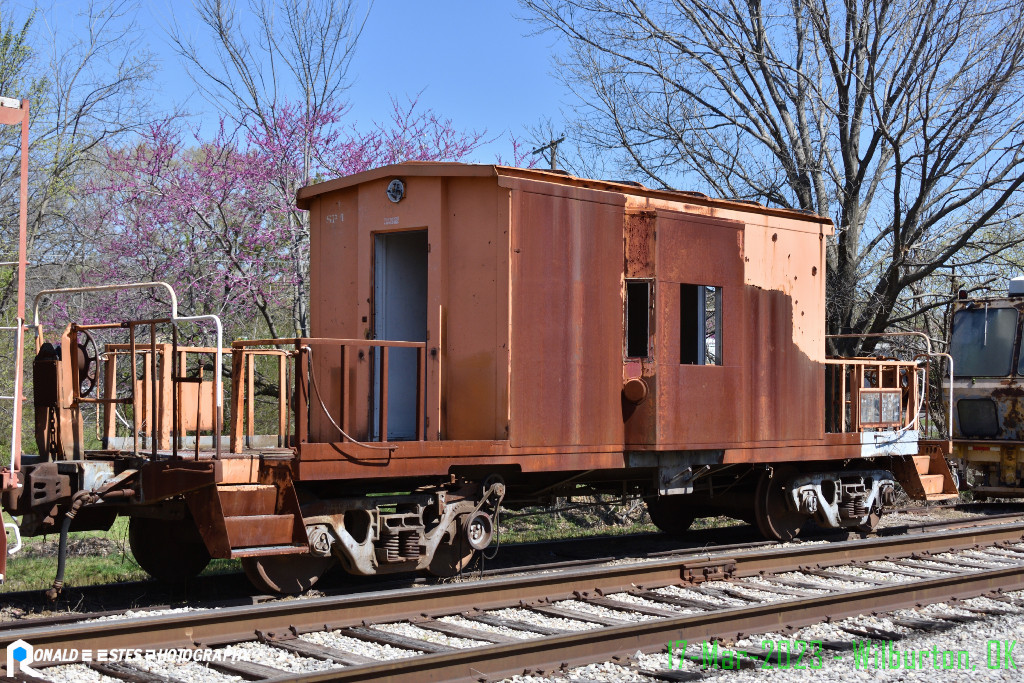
(957, 398, 999, 437)
(681, 284, 722, 365)
(950, 307, 1018, 376)
(625, 280, 651, 358)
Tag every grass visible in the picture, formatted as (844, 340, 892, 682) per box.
(499, 497, 742, 543)
(2, 516, 240, 594)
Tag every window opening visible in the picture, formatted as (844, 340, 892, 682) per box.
(950, 307, 1017, 376)
(681, 284, 722, 365)
(625, 280, 650, 358)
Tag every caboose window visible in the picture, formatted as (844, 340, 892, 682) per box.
(622, 282, 647, 360)
(625, 279, 651, 358)
(681, 284, 722, 365)
(950, 307, 1018, 376)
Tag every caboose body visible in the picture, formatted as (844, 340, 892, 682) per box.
(2, 163, 957, 593)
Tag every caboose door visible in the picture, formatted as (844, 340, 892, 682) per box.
(372, 230, 428, 440)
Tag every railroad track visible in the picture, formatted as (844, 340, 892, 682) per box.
(4, 499, 1022, 636)
(4, 520, 1024, 682)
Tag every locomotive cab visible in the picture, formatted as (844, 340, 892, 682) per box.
(945, 277, 1024, 497)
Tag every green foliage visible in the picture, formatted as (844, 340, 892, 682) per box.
(1, 517, 239, 593)
(0, 11, 35, 97)
(501, 499, 741, 543)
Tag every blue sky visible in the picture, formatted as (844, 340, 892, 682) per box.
(146, 1, 570, 164)
(10, 1, 569, 163)
(341, 2, 568, 161)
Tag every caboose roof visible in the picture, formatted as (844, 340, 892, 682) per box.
(295, 162, 833, 227)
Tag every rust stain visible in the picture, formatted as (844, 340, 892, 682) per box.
(992, 386, 1024, 399)
(625, 211, 656, 278)
(1002, 398, 1024, 431)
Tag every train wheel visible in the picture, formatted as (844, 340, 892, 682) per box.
(241, 554, 335, 594)
(426, 539, 476, 577)
(754, 468, 807, 542)
(646, 496, 696, 535)
(129, 516, 211, 583)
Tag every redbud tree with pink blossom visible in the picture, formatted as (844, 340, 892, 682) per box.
(83, 97, 529, 343)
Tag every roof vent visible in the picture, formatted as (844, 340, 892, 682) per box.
(1009, 277, 1024, 296)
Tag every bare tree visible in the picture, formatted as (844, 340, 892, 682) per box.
(524, 116, 611, 178)
(0, 1, 156, 455)
(169, 0, 371, 336)
(0, 0, 156, 318)
(521, 0, 1024, 352)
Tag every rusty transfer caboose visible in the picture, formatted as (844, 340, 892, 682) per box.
(3, 163, 956, 593)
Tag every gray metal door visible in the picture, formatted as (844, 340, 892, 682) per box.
(373, 231, 427, 440)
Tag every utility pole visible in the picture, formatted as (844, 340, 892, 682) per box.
(530, 136, 566, 171)
(0, 96, 28, 493)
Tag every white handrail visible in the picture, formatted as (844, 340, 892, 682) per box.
(31, 282, 223, 454)
(8, 319, 22, 480)
(33, 281, 179, 326)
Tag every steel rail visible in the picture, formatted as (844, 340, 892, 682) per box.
(2, 505, 1020, 629)
(5, 521, 1023, 662)
(281, 562, 1024, 683)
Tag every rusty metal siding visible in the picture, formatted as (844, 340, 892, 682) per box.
(308, 190, 363, 444)
(624, 211, 656, 278)
(297, 163, 839, 475)
(651, 212, 745, 447)
(509, 189, 626, 448)
(742, 224, 826, 445)
(442, 177, 508, 441)
(306, 176, 511, 445)
(310, 190, 361, 340)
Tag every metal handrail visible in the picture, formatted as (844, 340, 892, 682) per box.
(826, 331, 935, 355)
(32, 282, 224, 458)
(4, 319, 23, 484)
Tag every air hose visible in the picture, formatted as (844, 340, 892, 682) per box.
(45, 491, 97, 601)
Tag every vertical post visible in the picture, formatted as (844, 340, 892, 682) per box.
(102, 349, 117, 447)
(278, 352, 287, 448)
(129, 324, 138, 456)
(852, 364, 862, 431)
(416, 346, 425, 441)
(340, 345, 350, 437)
(69, 325, 81, 404)
(911, 366, 920, 431)
(12, 101, 28, 478)
(0, 99, 31, 486)
(7, 319, 23, 481)
(158, 343, 172, 451)
(284, 356, 292, 448)
(432, 305, 443, 441)
(171, 327, 178, 460)
(15, 102, 27, 326)
(214, 348, 222, 460)
(178, 348, 187, 451)
(839, 363, 846, 433)
(295, 344, 308, 447)
(378, 346, 389, 442)
(194, 375, 202, 461)
(246, 351, 255, 446)
(230, 349, 245, 454)
(150, 323, 157, 460)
